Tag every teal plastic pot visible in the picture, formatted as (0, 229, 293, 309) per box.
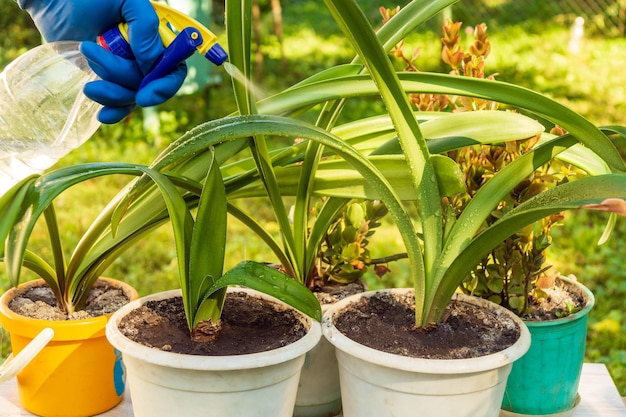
(501, 276, 594, 415)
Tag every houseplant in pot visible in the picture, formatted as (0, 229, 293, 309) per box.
(102, 146, 326, 417)
(414, 19, 614, 416)
(501, 275, 595, 417)
(455, 138, 603, 416)
(0, 164, 179, 416)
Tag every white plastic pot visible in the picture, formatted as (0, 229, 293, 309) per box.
(294, 304, 342, 417)
(106, 288, 322, 417)
(322, 289, 531, 417)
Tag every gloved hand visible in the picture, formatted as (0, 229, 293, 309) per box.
(17, 0, 186, 123)
(80, 41, 187, 123)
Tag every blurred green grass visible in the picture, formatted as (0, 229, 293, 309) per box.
(1, 0, 625, 396)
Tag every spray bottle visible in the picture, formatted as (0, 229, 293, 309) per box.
(0, 2, 227, 195)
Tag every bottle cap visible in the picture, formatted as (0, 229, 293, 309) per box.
(97, 26, 134, 59)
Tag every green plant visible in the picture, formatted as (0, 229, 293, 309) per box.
(139, 148, 324, 340)
(0, 160, 321, 337)
(0, 164, 175, 314)
(123, 0, 626, 332)
(455, 138, 574, 315)
(7, 0, 626, 339)
(390, 16, 619, 319)
(316, 199, 392, 287)
(283, 0, 626, 326)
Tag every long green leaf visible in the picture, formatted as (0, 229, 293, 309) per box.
(373, 110, 545, 155)
(256, 73, 624, 173)
(42, 204, 67, 306)
(19, 250, 59, 292)
(226, 0, 254, 115)
(430, 174, 626, 321)
(0, 176, 37, 255)
(114, 169, 195, 329)
(323, 0, 438, 325)
(292, 140, 325, 282)
(206, 261, 322, 321)
(191, 149, 228, 328)
(305, 197, 351, 282)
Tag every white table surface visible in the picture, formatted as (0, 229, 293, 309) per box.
(0, 363, 624, 416)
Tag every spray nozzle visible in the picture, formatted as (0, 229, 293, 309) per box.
(97, 1, 228, 85)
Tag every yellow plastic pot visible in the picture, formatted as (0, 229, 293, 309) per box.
(0, 278, 139, 417)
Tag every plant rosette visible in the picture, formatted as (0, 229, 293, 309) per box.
(105, 287, 322, 417)
(321, 288, 531, 417)
(501, 275, 594, 416)
(0, 277, 139, 417)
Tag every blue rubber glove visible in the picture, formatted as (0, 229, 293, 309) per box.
(81, 41, 187, 123)
(17, 0, 187, 123)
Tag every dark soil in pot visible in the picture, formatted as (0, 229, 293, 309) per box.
(117, 290, 308, 356)
(313, 279, 367, 306)
(522, 275, 588, 321)
(334, 291, 521, 359)
(8, 279, 131, 320)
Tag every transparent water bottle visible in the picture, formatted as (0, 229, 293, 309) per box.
(0, 41, 100, 195)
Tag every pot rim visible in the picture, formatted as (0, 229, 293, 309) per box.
(105, 288, 322, 371)
(0, 277, 138, 340)
(522, 275, 594, 328)
(322, 288, 531, 374)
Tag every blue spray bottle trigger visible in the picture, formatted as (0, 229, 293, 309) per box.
(139, 27, 203, 89)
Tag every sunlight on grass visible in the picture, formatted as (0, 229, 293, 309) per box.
(488, 29, 626, 125)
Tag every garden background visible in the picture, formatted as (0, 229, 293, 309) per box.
(1, 0, 625, 395)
